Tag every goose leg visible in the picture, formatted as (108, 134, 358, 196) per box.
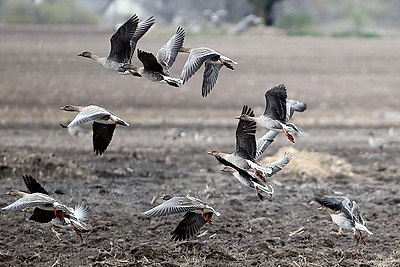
(219, 58, 234, 70)
(201, 209, 212, 224)
(60, 212, 83, 240)
(358, 231, 365, 244)
(253, 168, 267, 182)
(255, 186, 264, 201)
(283, 128, 295, 143)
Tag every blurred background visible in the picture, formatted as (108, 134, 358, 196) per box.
(1, 0, 400, 36)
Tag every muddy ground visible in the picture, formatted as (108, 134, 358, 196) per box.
(0, 25, 400, 266)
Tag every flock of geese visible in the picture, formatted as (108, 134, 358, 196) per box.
(3, 14, 373, 243)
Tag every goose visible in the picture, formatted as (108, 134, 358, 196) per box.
(179, 46, 237, 97)
(60, 105, 129, 155)
(220, 153, 292, 200)
(78, 15, 155, 74)
(368, 132, 393, 153)
(209, 105, 273, 182)
(119, 26, 185, 87)
(256, 99, 307, 160)
(221, 166, 274, 201)
(315, 196, 373, 244)
(2, 175, 90, 239)
(237, 84, 301, 143)
(140, 195, 221, 241)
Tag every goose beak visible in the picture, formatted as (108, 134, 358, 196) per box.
(235, 115, 241, 119)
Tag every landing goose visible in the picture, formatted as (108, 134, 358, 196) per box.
(2, 175, 90, 239)
(220, 153, 292, 201)
(209, 105, 273, 182)
(315, 196, 373, 244)
(119, 26, 185, 87)
(237, 84, 301, 143)
(256, 99, 307, 160)
(179, 47, 237, 97)
(140, 195, 221, 241)
(60, 105, 129, 155)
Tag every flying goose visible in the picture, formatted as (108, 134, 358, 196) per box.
(2, 175, 90, 239)
(221, 166, 274, 200)
(220, 153, 292, 200)
(256, 99, 307, 160)
(237, 84, 301, 143)
(60, 105, 129, 155)
(209, 105, 273, 182)
(78, 15, 156, 74)
(315, 196, 373, 244)
(140, 195, 221, 241)
(119, 27, 185, 87)
(179, 47, 237, 97)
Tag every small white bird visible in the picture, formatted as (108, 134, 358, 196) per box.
(315, 196, 373, 244)
(140, 195, 221, 241)
(60, 105, 129, 155)
(368, 132, 393, 153)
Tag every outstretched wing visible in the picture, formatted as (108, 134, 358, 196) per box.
(264, 84, 287, 122)
(156, 26, 185, 74)
(180, 47, 220, 83)
(202, 62, 223, 97)
(27, 208, 56, 223)
(315, 196, 353, 219)
(130, 16, 155, 62)
(139, 197, 204, 217)
(92, 122, 116, 155)
(171, 212, 211, 241)
(22, 175, 49, 195)
(235, 105, 257, 160)
(263, 152, 292, 177)
(2, 194, 54, 211)
(108, 14, 139, 63)
(286, 99, 307, 121)
(67, 105, 111, 127)
(137, 49, 164, 73)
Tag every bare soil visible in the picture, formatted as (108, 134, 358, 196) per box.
(0, 25, 400, 266)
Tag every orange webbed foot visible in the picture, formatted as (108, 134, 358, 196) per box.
(253, 168, 267, 182)
(283, 128, 295, 143)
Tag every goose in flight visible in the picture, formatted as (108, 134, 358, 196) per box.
(237, 84, 301, 143)
(2, 175, 90, 239)
(119, 26, 185, 87)
(60, 105, 129, 155)
(140, 195, 221, 241)
(256, 99, 307, 160)
(179, 47, 237, 97)
(220, 153, 292, 200)
(78, 15, 155, 74)
(209, 105, 273, 182)
(315, 196, 373, 244)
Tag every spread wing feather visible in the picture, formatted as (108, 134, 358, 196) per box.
(235, 105, 257, 160)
